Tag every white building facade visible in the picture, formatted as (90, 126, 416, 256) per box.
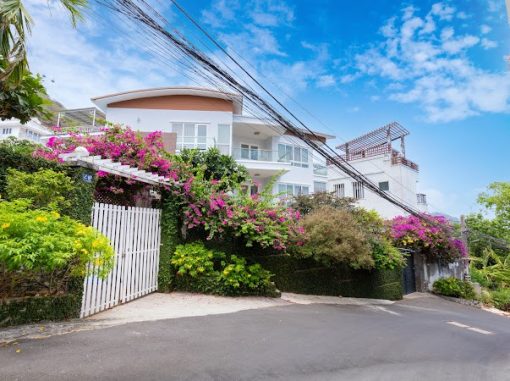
(327, 122, 427, 219)
(0, 118, 51, 144)
(91, 87, 333, 197)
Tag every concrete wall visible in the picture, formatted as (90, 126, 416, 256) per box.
(327, 154, 420, 219)
(413, 253, 469, 292)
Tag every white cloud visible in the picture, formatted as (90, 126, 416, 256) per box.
(343, 2, 510, 123)
(481, 38, 498, 49)
(481, 24, 492, 34)
(317, 75, 336, 88)
(25, 0, 187, 108)
(430, 2, 455, 20)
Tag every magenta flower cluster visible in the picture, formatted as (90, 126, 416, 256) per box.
(36, 125, 303, 251)
(390, 214, 467, 262)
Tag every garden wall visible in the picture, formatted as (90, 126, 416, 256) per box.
(0, 278, 83, 328)
(253, 255, 404, 300)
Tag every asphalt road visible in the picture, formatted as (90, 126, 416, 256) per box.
(1, 295, 509, 381)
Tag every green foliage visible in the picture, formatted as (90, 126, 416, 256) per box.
(0, 138, 59, 195)
(470, 248, 510, 289)
(6, 168, 75, 211)
(296, 206, 374, 269)
(291, 191, 355, 215)
(432, 277, 476, 300)
(372, 239, 406, 270)
(170, 242, 275, 296)
(490, 288, 510, 311)
(0, 200, 114, 296)
(478, 182, 510, 230)
(219, 256, 273, 294)
(178, 148, 249, 190)
(0, 72, 51, 123)
(172, 242, 223, 278)
(159, 192, 181, 292)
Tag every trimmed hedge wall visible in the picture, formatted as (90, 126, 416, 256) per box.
(158, 192, 182, 292)
(252, 255, 403, 300)
(0, 277, 84, 327)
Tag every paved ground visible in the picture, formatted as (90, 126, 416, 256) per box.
(0, 293, 509, 380)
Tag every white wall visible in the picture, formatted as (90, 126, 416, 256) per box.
(105, 107, 234, 149)
(328, 154, 420, 219)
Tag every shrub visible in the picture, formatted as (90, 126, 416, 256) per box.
(178, 148, 249, 191)
(490, 288, 510, 311)
(296, 206, 374, 269)
(0, 200, 114, 297)
(390, 214, 467, 263)
(171, 242, 275, 296)
(372, 239, 406, 270)
(219, 255, 273, 295)
(291, 191, 355, 215)
(5, 168, 75, 211)
(432, 277, 476, 300)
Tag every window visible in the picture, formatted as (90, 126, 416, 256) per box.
(378, 181, 389, 191)
(277, 144, 309, 168)
(2, 128, 12, 135)
(352, 182, 365, 200)
(172, 122, 208, 151)
(240, 144, 259, 160)
(314, 181, 327, 193)
(334, 183, 345, 198)
(278, 183, 309, 197)
(417, 193, 427, 205)
(217, 124, 231, 154)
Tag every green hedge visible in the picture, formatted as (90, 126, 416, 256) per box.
(252, 255, 403, 300)
(0, 277, 83, 327)
(158, 192, 182, 292)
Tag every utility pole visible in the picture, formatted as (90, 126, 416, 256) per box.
(460, 215, 470, 281)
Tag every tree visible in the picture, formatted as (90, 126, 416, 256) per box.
(466, 182, 510, 257)
(1, 0, 87, 83)
(0, 72, 50, 123)
(1, 0, 87, 122)
(177, 148, 249, 191)
(478, 182, 510, 231)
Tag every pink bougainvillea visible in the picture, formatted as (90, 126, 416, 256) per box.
(390, 214, 466, 262)
(34, 125, 303, 251)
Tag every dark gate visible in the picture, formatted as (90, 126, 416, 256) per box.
(402, 252, 416, 294)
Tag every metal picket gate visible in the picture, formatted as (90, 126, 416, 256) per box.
(80, 203, 161, 318)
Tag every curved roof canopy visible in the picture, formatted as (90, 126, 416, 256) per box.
(91, 86, 243, 114)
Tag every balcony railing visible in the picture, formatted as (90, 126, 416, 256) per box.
(232, 148, 280, 162)
(313, 164, 328, 176)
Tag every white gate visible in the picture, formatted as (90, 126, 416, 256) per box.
(80, 203, 161, 318)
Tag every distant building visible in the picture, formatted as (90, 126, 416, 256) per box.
(0, 118, 52, 143)
(327, 122, 428, 218)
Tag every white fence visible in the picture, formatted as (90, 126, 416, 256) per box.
(81, 203, 161, 318)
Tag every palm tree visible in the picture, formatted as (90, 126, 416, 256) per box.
(0, 0, 87, 84)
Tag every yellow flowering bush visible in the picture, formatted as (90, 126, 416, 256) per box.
(0, 200, 114, 296)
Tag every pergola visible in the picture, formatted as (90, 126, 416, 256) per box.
(336, 121, 409, 160)
(59, 147, 173, 186)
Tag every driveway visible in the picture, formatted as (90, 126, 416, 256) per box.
(1, 293, 509, 380)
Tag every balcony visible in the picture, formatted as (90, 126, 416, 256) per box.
(231, 148, 291, 177)
(313, 163, 328, 177)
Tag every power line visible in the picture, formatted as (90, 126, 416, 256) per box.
(94, 0, 430, 219)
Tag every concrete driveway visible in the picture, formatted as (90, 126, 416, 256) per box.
(1, 293, 509, 380)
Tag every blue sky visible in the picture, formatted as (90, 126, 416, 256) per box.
(26, 0, 510, 217)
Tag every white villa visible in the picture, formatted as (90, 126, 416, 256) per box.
(6, 86, 427, 218)
(90, 87, 334, 198)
